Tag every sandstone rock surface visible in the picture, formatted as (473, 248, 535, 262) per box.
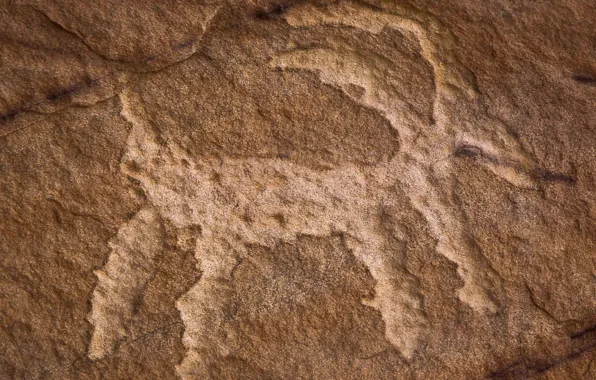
(1, 0, 595, 379)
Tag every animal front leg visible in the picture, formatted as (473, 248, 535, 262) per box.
(402, 162, 503, 313)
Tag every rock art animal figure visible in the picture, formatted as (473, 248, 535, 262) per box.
(88, 1, 548, 377)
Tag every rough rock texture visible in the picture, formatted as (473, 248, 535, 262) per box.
(1, 0, 595, 379)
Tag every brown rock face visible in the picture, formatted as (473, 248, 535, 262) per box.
(1, 0, 595, 379)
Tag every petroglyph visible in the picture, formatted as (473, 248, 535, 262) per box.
(87, 1, 550, 377)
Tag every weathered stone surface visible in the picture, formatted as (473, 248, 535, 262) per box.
(1, 0, 595, 379)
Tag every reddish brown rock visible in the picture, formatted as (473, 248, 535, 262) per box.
(1, 0, 594, 379)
